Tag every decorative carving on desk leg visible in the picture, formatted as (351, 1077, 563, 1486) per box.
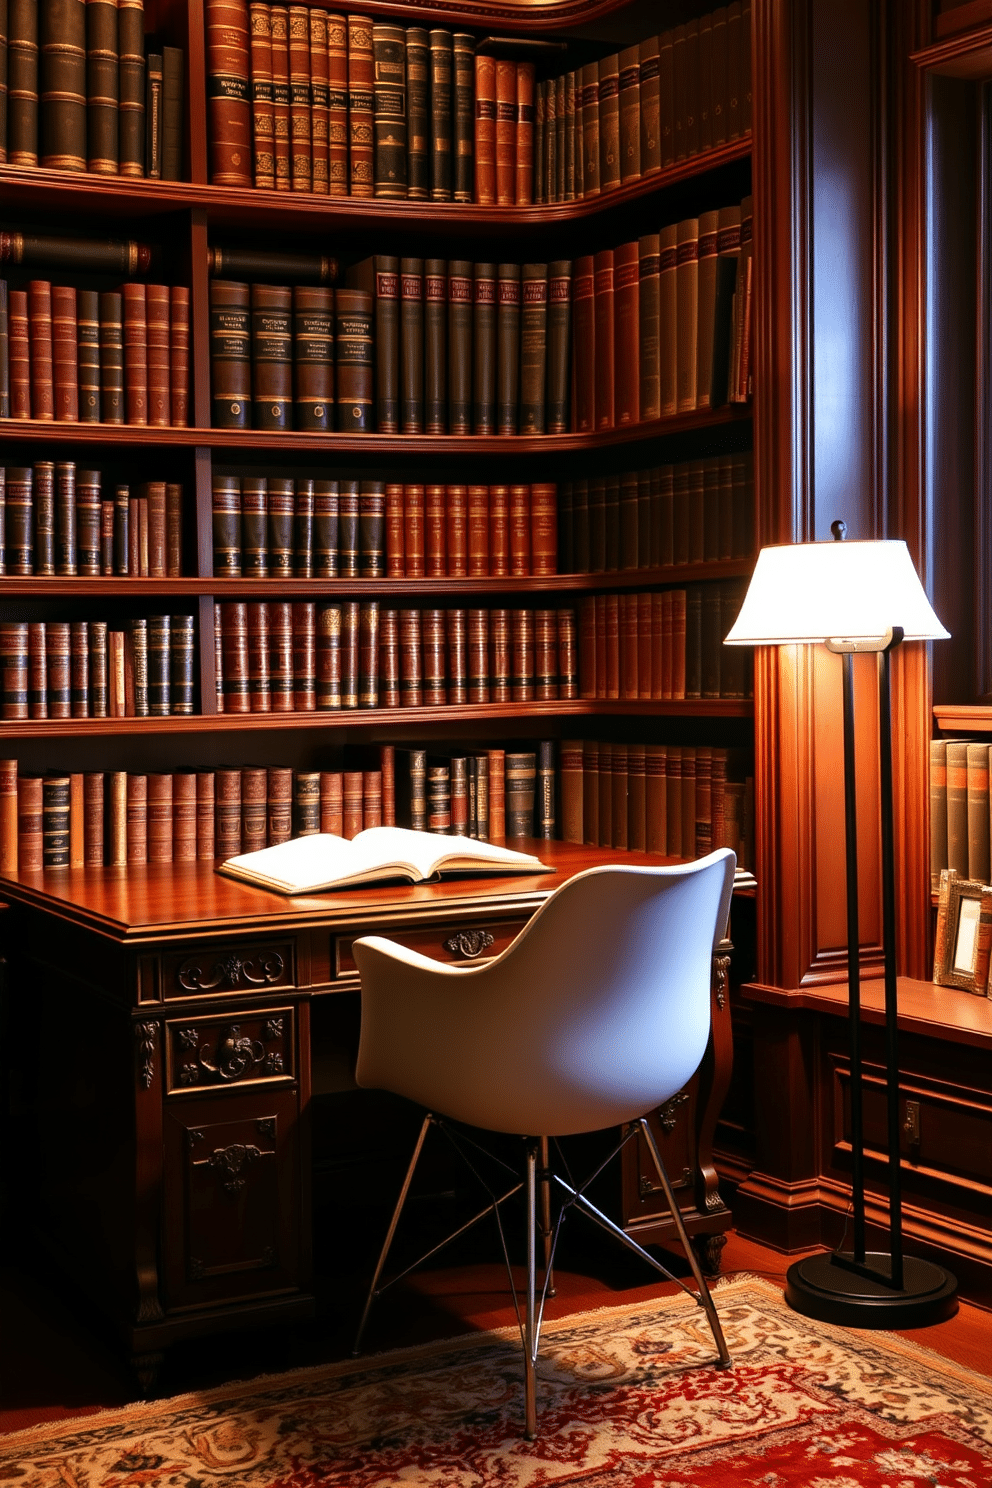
(176, 950, 285, 993)
(443, 928, 495, 959)
(208, 1143, 262, 1195)
(262, 1016, 284, 1041)
(135, 1022, 158, 1089)
(257, 1117, 276, 1139)
(693, 1232, 728, 1276)
(713, 952, 731, 1013)
(657, 1090, 690, 1133)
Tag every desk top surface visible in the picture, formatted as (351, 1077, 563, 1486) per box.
(0, 841, 754, 944)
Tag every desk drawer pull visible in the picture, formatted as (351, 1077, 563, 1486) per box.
(443, 929, 495, 959)
(177, 949, 285, 993)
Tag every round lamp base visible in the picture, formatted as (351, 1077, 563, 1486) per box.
(785, 1251, 958, 1329)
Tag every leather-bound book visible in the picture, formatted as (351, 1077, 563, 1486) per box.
(249, 2, 275, 186)
(657, 222, 678, 418)
(421, 606, 446, 704)
(358, 481, 384, 576)
(393, 748, 425, 829)
(444, 484, 467, 576)
(359, 768, 380, 829)
(33, 461, 54, 575)
(720, 579, 747, 699)
(171, 771, 197, 862)
(212, 605, 225, 712)
(210, 280, 251, 428)
(570, 478, 588, 572)
(215, 768, 242, 858)
(946, 741, 970, 877)
(104, 770, 127, 864)
(578, 60, 598, 198)
(726, 1, 742, 141)
(41, 775, 71, 869)
(325, 477, 353, 576)
(701, 456, 720, 562)
(0, 622, 29, 720)
(636, 589, 652, 697)
(742, 0, 752, 133)
(534, 81, 544, 201)
(145, 51, 163, 178)
(529, 482, 557, 576)
(930, 740, 948, 891)
(146, 614, 171, 717)
(672, 460, 690, 565)
(405, 26, 428, 198)
(487, 483, 509, 575)
(495, 262, 520, 434)
(326, 11, 347, 193)
(334, 287, 373, 431)
(671, 23, 688, 162)
(570, 256, 595, 433)
(247, 599, 271, 710)
(695, 210, 720, 410)
(292, 285, 334, 431)
(8, 290, 31, 418)
(238, 475, 266, 577)
(347, 256, 398, 431)
(89, 620, 107, 715)
(676, 216, 700, 412)
(671, 587, 687, 700)
(446, 757, 467, 835)
(76, 469, 101, 576)
(294, 479, 314, 576)
(112, 482, 129, 573)
(467, 606, 489, 702)
(28, 280, 54, 421)
(167, 285, 189, 427)
(510, 607, 534, 701)
(657, 589, 672, 700)
(617, 44, 640, 185)
(372, 21, 406, 198)
(40, 0, 86, 170)
(543, 73, 556, 203)
(652, 463, 672, 566)
(28, 622, 48, 717)
(555, 74, 565, 198)
(560, 739, 583, 844)
(80, 771, 104, 867)
(591, 250, 614, 431)
(347, 13, 374, 197)
(240, 767, 267, 853)
(709, 9, 727, 147)
(534, 608, 557, 701)
(423, 258, 447, 433)
(428, 28, 452, 199)
(339, 598, 359, 708)
(8, 0, 39, 165)
(399, 257, 423, 432)
(379, 606, 399, 706)
(124, 772, 150, 863)
(680, 747, 697, 858)
(473, 262, 496, 433)
(287, 3, 312, 190)
(602, 593, 619, 698)
(594, 741, 612, 845)
(697, 13, 713, 152)
(122, 281, 148, 424)
(426, 762, 450, 833)
(619, 593, 638, 698)
(618, 472, 637, 569)
(711, 205, 741, 407)
(206, 0, 252, 184)
(403, 483, 425, 576)
(515, 61, 534, 203)
(683, 18, 700, 159)
(292, 600, 316, 710)
(604, 476, 620, 571)
(377, 742, 395, 824)
(519, 264, 548, 435)
(452, 31, 473, 201)
(267, 766, 293, 843)
(505, 751, 535, 838)
(556, 606, 577, 699)
(50, 283, 78, 423)
(314, 480, 339, 576)
(508, 484, 529, 576)
(308, 7, 328, 192)
(162, 46, 184, 180)
(220, 601, 250, 713)
(710, 748, 727, 857)
(97, 288, 125, 424)
(147, 773, 173, 862)
(145, 283, 170, 427)
(564, 70, 576, 200)
(489, 605, 510, 702)
(473, 50, 495, 204)
(638, 234, 661, 421)
(398, 607, 421, 705)
(578, 596, 595, 700)
(610, 240, 640, 430)
(961, 745, 987, 886)
(386, 481, 405, 576)
(446, 606, 467, 702)
(638, 35, 660, 176)
(492, 57, 515, 205)
(316, 603, 341, 708)
(447, 259, 472, 434)
(687, 458, 704, 562)
(54, 461, 77, 576)
(75, 288, 100, 423)
(170, 613, 195, 715)
(546, 260, 571, 433)
(358, 599, 379, 706)
(467, 485, 488, 576)
(482, 747, 503, 841)
(251, 282, 292, 430)
(597, 53, 619, 191)
(269, 4, 291, 187)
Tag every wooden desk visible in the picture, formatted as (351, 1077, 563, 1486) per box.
(0, 841, 739, 1386)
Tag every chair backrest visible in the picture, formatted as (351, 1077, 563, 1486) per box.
(354, 849, 735, 1137)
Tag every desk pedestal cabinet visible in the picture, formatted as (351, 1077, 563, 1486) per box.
(2, 844, 736, 1386)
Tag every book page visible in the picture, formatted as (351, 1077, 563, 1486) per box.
(219, 833, 364, 893)
(351, 826, 549, 879)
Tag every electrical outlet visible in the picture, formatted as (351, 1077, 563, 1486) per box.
(903, 1099, 921, 1145)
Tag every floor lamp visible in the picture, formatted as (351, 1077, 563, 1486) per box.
(725, 522, 959, 1328)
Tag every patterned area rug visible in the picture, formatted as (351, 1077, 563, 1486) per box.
(4, 1277, 991, 1487)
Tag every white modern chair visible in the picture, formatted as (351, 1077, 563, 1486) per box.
(352, 848, 736, 1438)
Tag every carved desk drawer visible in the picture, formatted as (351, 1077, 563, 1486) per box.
(164, 1007, 296, 1095)
(160, 941, 295, 1000)
(334, 917, 529, 980)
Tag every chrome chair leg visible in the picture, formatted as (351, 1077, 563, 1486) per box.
(538, 1135, 556, 1299)
(637, 1117, 732, 1368)
(524, 1139, 539, 1440)
(353, 1112, 433, 1356)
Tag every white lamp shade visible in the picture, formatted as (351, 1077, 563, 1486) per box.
(724, 539, 950, 646)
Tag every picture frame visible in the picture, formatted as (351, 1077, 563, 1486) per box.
(933, 869, 992, 996)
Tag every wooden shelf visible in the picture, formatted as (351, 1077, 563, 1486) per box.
(0, 698, 753, 739)
(911, 28, 992, 79)
(0, 137, 751, 236)
(0, 561, 755, 599)
(745, 974, 992, 1053)
(933, 703, 992, 731)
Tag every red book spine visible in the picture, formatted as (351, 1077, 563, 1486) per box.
(29, 281, 55, 421)
(197, 772, 216, 858)
(474, 52, 496, 204)
(613, 240, 640, 426)
(9, 292, 32, 418)
(445, 483, 467, 576)
(146, 284, 171, 428)
(572, 256, 595, 432)
(557, 606, 578, 698)
(399, 608, 422, 705)
(379, 744, 395, 824)
(489, 484, 509, 575)
(638, 591, 653, 699)
(422, 607, 446, 705)
(386, 482, 405, 576)
(579, 595, 596, 698)
(620, 592, 638, 698)
(207, 0, 253, 186)
(122, 281, 148, 426)
(173, 772, 198, 862)
(593, 249, 615, 430)
(509, 484, 530, 576)
(530, 482, 557, 575)
(126, 773, 148, 864)
(18, 777, 44, 872)
(490, 607, 510, 702)
(468, 607, 489, 702)
(51, 285, 79, 422)
(220, 601, 250, 713)
(446, 606, 467, 703)
(318, 770, 343, 835)
(317, 603, 341, 710)
(148, 774, 174, 862)
(379, 606, 400, 707)
(292, 601, 317, 710)
(343, 771, 363, 838)
(515, 61, 535, 205)
(270, 600, 294, 711)
(495, 58, 516, 206)
(403, 484, 425, 576)
(467, 485, 489, 576)
(511, 607, 534, 701)
(248, 600, 271, 711)
(425, 483, 446, 577)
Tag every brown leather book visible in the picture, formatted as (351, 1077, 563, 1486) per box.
(578, 60, 598, 198)
(358, 480, 384, 577)
(9, 290, 31, 418)
(727, 1, 742, 141)
(530, 482, 557, 575)
(170, 613, 195, 716)
(578, 595, 596, 698)
(612, 241, 640, 429)
(490, 606, 510, 702)
(570, 257, 595, 434)
(516, 61, 534, 204)
(964, 744, 989, 888)
(534, 608, 557, 701)
(385, 482, 404, 577)
(54, 461, 76, 576)
(473, 262, 496, 433)
(287, 3, 312, 189)
(489, 483, 509, 576)
(493, 57, 515, 206)
(555, 74, 565, 199)
(81, 771, 104, 867)
(267, 766, 293, 843)
(617, 44, 640, 185)
(215, 768, 242, 858)
(28, 280, 54, 421)
(308, 7, 329, 192)
(598, 52, 620, 191)
(249, 2, 276, 186)
(372, 20, 406, 198)
(171, 772, 197, 862)
(485, 748, 504, 842)
(147, 773, 173, 862)
(592, 251, 614, 431)
(292, 600, 317, 710)
(557, 606, 577, 698)
(403, 483, 425, 576)
(519, 264, 547, 435)
(683, 19, 700, 159)
(446, 607, 467, 702)
(639, 35, 660, 176)
(448, 757, 468, 834)
(564, 70, 576, 200)
(75, 288, 100, 423)
(145, 284, 170, 428)
(425, 483, 445, 576)
(534, 81, 544, 201)
(496, 263, 520, 435)
(347, 255, 399, 431)
(147, 614, 171, 716)
(344, 770, 368, 837)
(33, 461, 55, 575)
(122, 281, 148, 425)
(946, 741, 970, 877)
(250, 282, 292, 430)
(687, 459, 705, 562)
(426, 763, 450, 833)
(447, 259, 472, 434)
(400, 257, 423, 432)
(671, 587, 687, 700)
(621, 593, 639, 699)
(145, 51, 163, 179)
(104, 770, 126, 864)
(89, 620, 108, 715)
(636, 590, 652, 697)
(676, 217, 699, 413)
(604, 593, 620, 699)
(422, 606, 446, 704)
(742, 0, 752, 134)
(398, 607, 421, 706)
(428, 27, 452, 200)
(314, 480, 338, 576)
(559, 739, 583, 844)
(206, 0, 252, 184)
(359, 600, 379, 706)
(710, 9, 727, 148)
(510, 607, 534, 701)
(162, 46, 184, 180)
(379, 607, 399, 707)
(347, 13, 374, 197)
(326, 11, 348, 194)
(220, 601, 250, 713)
(124, 771, 148, 863)
(452, 31, 473, 202)
(698, 13, 712, 153)
(240, 767, 267, 853)
(269, 4, 291, 187)
(671, 23, 687, 163)
(468, 607, 488, 701)
(40, 0, 86, 170)
(99, 289, 125, 424)
(340, 598, 359, 708)
(8, 0, 39, 166)
(1, 622, 29, 721)
(212, 605, 224, 712)
(638, 234, 661, 422)
(316, 603, 341, 708)
(41, 775, 70, 868)
(51, 284, 79, 422)
(619, 473, 637, 571)
(695, 210, 720, 410)
(338, 479, 358, 575)
(117, 0, 144, 175)
(424, 258, 447, 433)
(657, 223, 678, 417)
(474, 50, 496, 204)
(28, 621, 47, 717)
(247, 599, 271, 711)
(76, 468, 101, 576)
(467, 485, 488, 577)
(112, 481, 129, 573)
(509, 484, 530, 576)
(405, 26, 428, 199)
(445, 484, 467, 577)
(334, 287, 373, 430)
(547, 260, 571, 434)
(293, 284, 333, 430)
(505, 751, 535, 838)
(543, 72, 556, 203)
(235, 475, 263, 577)
(317, 769, 343, 835)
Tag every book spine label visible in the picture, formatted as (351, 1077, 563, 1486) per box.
(294, 479, 314, 577)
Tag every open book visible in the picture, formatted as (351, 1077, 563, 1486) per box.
(217, 826, 552, 895)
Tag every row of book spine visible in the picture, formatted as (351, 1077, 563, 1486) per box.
(578, 584, 751, 702)
(0, 464, 183, 577)
(559, 739, 752, 868)
(575, 197, 753, 433)
(929, 738, 992, 891)
(533, 2, 752, 206)
(213, 600, 577, 713)
(0, 0, 184, 177)
(0, 616, 196, 720)
(560, 453, 754, 574)
(212, 477, 557, 580)
(0, 280, 190, 426)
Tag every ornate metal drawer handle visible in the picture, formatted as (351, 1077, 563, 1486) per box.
(443, 929, 495, 959)
(177, 950, 285, 992)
